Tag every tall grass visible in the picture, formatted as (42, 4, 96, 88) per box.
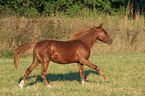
(0, 13, 144, 57)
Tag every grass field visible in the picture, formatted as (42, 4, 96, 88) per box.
(0, 53, 144, 96)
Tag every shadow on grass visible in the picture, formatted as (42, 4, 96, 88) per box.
(18, 70, 99, 86)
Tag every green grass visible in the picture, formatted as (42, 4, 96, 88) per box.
(0, 54, 144, 96)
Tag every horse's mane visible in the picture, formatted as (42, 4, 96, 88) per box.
(70, 25, 96, 40)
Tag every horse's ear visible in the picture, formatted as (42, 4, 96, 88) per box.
(99, 24, 102, 28)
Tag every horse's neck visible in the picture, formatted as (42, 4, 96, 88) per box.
(77, 29, 97, 49)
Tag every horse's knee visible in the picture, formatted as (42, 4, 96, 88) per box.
(95, 67, 100, 71)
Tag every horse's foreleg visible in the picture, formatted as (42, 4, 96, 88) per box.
(19, 59, 39, 89)
(78, 63, 85, 84)
(80, 59, 108, 82)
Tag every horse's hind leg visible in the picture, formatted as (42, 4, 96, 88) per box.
(39, 58, 51, 87)
(78, 63, 85, 84)
(19, 58, 39, 89)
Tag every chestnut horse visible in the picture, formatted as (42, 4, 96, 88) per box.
(14, 24, 113, 89)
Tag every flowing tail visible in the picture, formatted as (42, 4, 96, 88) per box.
(14, 42, 37, 69)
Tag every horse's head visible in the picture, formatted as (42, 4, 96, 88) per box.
(96, 24, 113, 44)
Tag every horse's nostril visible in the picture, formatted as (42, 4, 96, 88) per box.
(108, 39, 113, 44)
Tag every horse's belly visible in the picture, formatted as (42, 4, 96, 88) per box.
(50, 52, 78, 64)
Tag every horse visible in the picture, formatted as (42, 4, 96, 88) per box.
(14, 24, 113, 89)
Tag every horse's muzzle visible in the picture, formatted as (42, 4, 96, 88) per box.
(107, 39, 113, 45)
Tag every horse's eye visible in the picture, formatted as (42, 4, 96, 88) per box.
(104, 32, 107, 35)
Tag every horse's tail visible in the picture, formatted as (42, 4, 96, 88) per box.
(14, 42, 37, 69)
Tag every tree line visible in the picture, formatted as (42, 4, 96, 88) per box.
(0, 0, 144, 17)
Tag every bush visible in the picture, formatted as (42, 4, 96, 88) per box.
(1, 0, 142, 17)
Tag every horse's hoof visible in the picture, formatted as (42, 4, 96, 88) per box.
(82, 81, 85, 85)
(105, 80, 109, 83)
(46, 85, 52, 88)
(19, 85, 23, 89)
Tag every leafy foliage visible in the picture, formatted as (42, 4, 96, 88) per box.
(1, 0, 143, 16)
